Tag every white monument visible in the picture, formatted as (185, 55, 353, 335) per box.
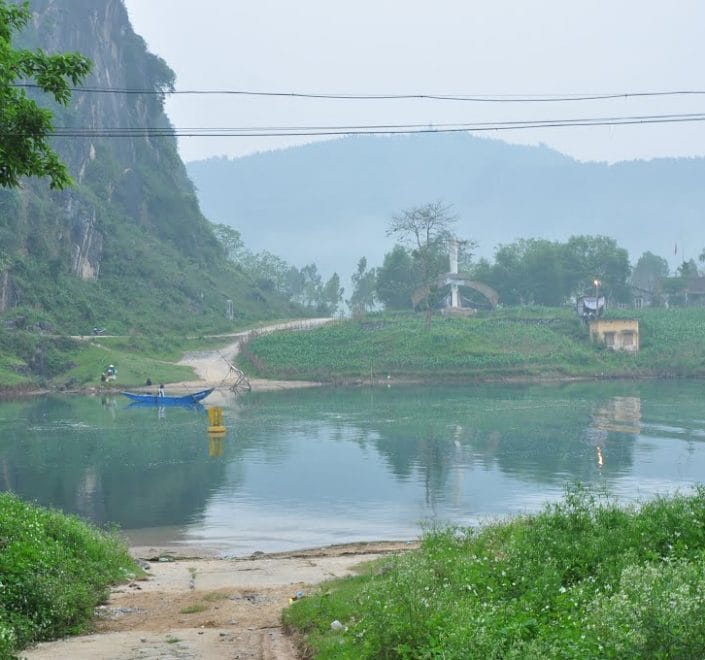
(448, 238, 460, 309)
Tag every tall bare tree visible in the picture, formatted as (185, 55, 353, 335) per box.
(386, 201, 458, 326)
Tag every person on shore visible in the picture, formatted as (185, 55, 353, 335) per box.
(158, 383, 165, 397)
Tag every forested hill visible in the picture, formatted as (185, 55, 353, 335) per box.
(187, 134, 705, 278)
(0, 0, 295, 335)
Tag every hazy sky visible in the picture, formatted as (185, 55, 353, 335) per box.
(123, 0, 705, 164)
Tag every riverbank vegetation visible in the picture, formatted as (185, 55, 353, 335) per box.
(0, 328, 230, 392)
(284, 486, 705, 659)
(0, 493, 139, 657)
(5, 305, 705, 393)
(238, 307, 705, 382)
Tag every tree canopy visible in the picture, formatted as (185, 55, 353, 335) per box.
(384, 201, 473, 320)
(348, 256, 377, 315)
(0, 0, 91, 189)
(631, 251, 669, 293)
(472, 235, 631, 306)
(376, 245, 417, 310)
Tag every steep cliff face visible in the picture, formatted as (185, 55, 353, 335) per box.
(21, 0, 217, 262)
(0, 1, 286, 329)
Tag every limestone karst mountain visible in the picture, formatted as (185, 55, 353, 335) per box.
(0, 0, 294, 333)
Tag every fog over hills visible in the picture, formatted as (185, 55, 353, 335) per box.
(187, 133, 705, 281)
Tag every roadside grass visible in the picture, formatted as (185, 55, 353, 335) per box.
(95, 334, 236, 362)
(284, 486, 705, 659)
(0, 310, 305, 391)
(203, 591, 229, 602)
(0, 493, 140, 658)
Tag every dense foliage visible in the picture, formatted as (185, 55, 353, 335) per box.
(372, 232, 630, 311)
(470, 235, 631, 306)
(213, 224, 344, 314)
(0, 493, 139, 657)
(0, 0, 91, 188)
(285, 486, 705, 659)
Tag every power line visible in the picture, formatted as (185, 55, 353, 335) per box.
(22, 112, 705, 139)
(48, 111, 705, 133)
(13, 83, 705, 103)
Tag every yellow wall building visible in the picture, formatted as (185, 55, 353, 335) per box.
(589, 319, 639, 352)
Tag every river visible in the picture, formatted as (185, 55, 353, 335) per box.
(1, 380, 703, 555)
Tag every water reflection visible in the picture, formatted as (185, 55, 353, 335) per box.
(0, 382, 704, 554)
(592, 396, 641, 435)
(208, 434, 225, 457)
(0, 395, 226, 529)
(586, 396, 642, 470)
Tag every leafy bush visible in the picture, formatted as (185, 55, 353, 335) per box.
(285, 486, 705, 659)
(0, 493, 139, 656)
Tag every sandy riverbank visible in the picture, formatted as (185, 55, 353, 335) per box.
(23, 541, 417, 660)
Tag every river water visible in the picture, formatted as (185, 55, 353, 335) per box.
(1, 381, 703, 555)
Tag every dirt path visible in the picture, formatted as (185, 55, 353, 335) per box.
(168, 318, 334, 399)
(23, 541, 416, 660)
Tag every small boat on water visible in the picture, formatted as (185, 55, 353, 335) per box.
(121, 388, 214, 405)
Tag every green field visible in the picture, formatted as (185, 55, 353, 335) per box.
(238, 307, 705, 382)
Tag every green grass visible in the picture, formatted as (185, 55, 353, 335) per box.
(6, 306, 705, 390)
(0, 493, 140, 657)
(284, 486, 705, 659)
(50, 340, 196, 389)
(179, 603, 208, 614)
(237, 309, 621, 381)
(0, 354, 31, 389)
(0, 317, 305, 390)
(619, 307, 705, 376)
(0, 330, 245, 391)
(239, 307, 705, 382)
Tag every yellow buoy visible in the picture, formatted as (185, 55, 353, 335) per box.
(207, 406, 227, 434)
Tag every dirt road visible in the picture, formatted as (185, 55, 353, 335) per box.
(23, 542, 415, 660)
(171, 318, 334, 400)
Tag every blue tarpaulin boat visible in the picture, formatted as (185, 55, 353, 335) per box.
(121, 388, 214, 405)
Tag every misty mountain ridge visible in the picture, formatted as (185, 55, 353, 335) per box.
(187, 133, 704, 282)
